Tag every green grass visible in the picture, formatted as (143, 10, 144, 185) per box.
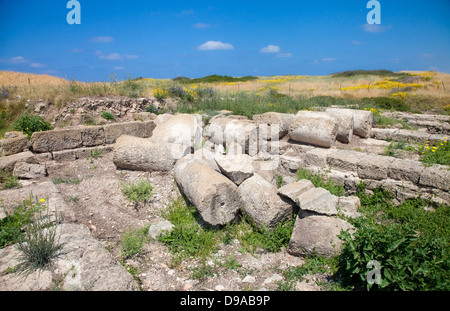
(0, 196, 40, 248)
(89, 147, 103, 160)
(332, 70, 411, 79)
(16, 200, 63, 272)
(1, 195, 63, 271)
(120, 226, 150, 260)
(0, 172, 21, 190)
(296, 168, 345, 196)
(382, 140, 417, 157)
(374, 114, 415, 130)
(120, 180, 153, 205)
(158, 198, 296, 268)
(419, 139, 450, 166)
(158, 199, 218, 266)
(52, 177, 82, 185)
(278, 256, 348, 291)
(174, 74, 258, 84)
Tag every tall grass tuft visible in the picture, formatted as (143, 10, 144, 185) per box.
(15, 197, 64, 272)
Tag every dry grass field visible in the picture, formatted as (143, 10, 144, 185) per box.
(1, 70, 449, 137)
(0, 71, 68, 86)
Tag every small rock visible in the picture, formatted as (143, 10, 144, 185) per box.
(215, 285, 225, 291)
(242, 275, 256, 283)
(183, 283, 193, 291)
(278, 179, 314, 202)
(296, 187, 338, 216)
(263, 274, 283, 285)
(149, 220, 174, 239)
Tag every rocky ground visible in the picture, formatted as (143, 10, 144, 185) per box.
(0, 152, 321, 291)
(1, 97, 448, 292)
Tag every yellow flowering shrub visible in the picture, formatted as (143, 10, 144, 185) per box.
(153, 89, 168, 100)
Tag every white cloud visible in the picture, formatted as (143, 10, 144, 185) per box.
(421, 53, 434, 58)
(179, 10, 194, 16)
(90, 36, 115, 43)
(0, 56, 46, 68)
(30, 62, 46, 68)
(362, 24, 392, 33)
(276, 52, 293, 58)
(351, 40, 364, 45)
(95, 51, 138, 60)
(322, 57, 336, 62)
(197, 41, 234, 51)
(10, 56, 26, 63)
(97, 52, 122, 60)
(193, 23, 210, 29)
(260, 45, 281, 54)
(124, 54, 139, 59)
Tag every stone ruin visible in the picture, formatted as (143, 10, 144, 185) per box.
(0, 107, 449, 289)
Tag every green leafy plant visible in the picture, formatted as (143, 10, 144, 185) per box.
(89, 147, 103, 159)
(159, 199, 218, 265)
(101, 111, 115, 121)
(419, 139, 450, 166)
(121, 226, 150, 259)
(121, 180, 153, 206)
(276, 175, 285, 189)
(278, 256, 344, 291)
(0, 196, 40, 248)
(337, 184, 450, 291)
(234, 216, 295, 254)
(0, 171, 21, 190)
(12, 113, 53, 138)
(15, 197, 64, 271)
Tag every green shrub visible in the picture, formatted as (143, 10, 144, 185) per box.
(235, 216, 295, 253)
(0, 196, 40, 248)
(121, 180, 153, 204)
(159, 199, 218, 262)
(0, 172, 21, 190)
(121, 226, 149, 259)
(101, 111, 115, 121)
(332, 70, 410, 78)
(362, 97, 410, 112)
(15, 197, 64, 271)
(12, 113, 53, 138)
(337, 185, 450, 291)
(175, 75, 258, 84)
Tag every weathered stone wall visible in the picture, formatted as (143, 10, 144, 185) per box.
(277, 143, 449, 205)
(30, 120, 155, 153)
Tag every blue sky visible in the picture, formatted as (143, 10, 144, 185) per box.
(0, 0, 449, 81)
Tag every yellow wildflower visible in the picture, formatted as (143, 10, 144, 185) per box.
(40, 199, 45, 202)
